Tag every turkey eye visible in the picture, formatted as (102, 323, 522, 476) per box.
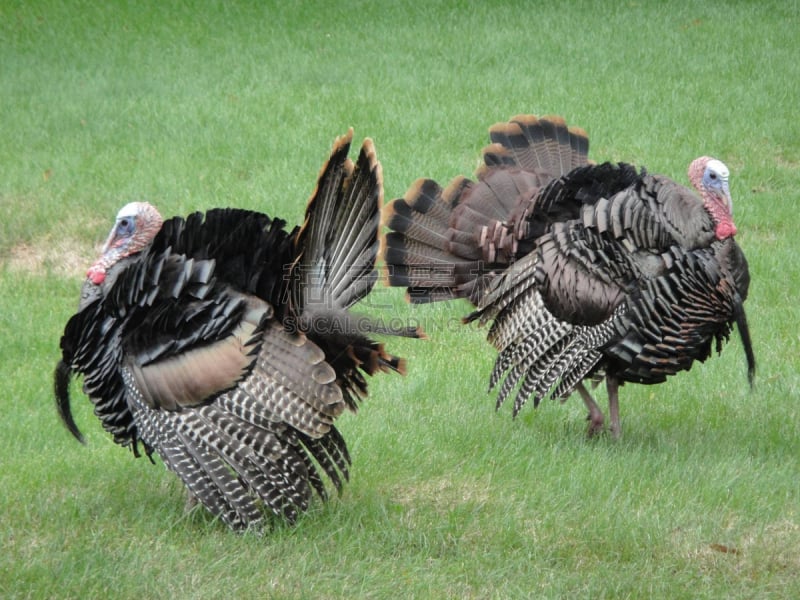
(709, 172, 717, 180)
(117, 218, 134, 235)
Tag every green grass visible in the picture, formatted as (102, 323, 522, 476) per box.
(2, 1, 799, 598)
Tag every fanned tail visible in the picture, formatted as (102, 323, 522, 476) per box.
(477, 114, 590, 179)
(291, 131, 419, 408)
(382, 114, 591, 306)
(293, 130, 382, 312)
(382, 177, 492, 304)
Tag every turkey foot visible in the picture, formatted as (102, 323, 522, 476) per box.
(576, 382, 605, 437)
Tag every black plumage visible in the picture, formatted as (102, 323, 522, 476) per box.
(56, 131, 420, 529)
(382, 114, 754, 437)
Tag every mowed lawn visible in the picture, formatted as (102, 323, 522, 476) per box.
(2, 1, 799, 598)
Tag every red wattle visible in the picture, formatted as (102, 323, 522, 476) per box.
(715, 221, 737, 239)
(87, 266, 106, 285)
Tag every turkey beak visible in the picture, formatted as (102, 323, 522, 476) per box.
(99, 227, 118, 254)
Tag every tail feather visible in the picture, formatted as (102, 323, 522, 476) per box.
(383, 179, 455, 244)
(539, 116, 573, 176)
(383, 234, 478, 270)
(382, 176, 487, 300)
(327, 141, 382, 302)
(482, 143, 521, 169)
(486, 115, 563, 175)
(292, 135, 424, 320)
(289, 131, 416, 415)
(479, 115, 590, 179)
(331, 268, 377, 310)
(382, 178, 481, 282)
(293, 130, 382, 312)
(382, 174, 516, 303)
(383, 114, 591, 306)
(568, 125, 590, 165)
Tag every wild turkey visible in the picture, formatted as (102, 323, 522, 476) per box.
(55, 130, 420, 530)
(382, 114, 754, 437)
